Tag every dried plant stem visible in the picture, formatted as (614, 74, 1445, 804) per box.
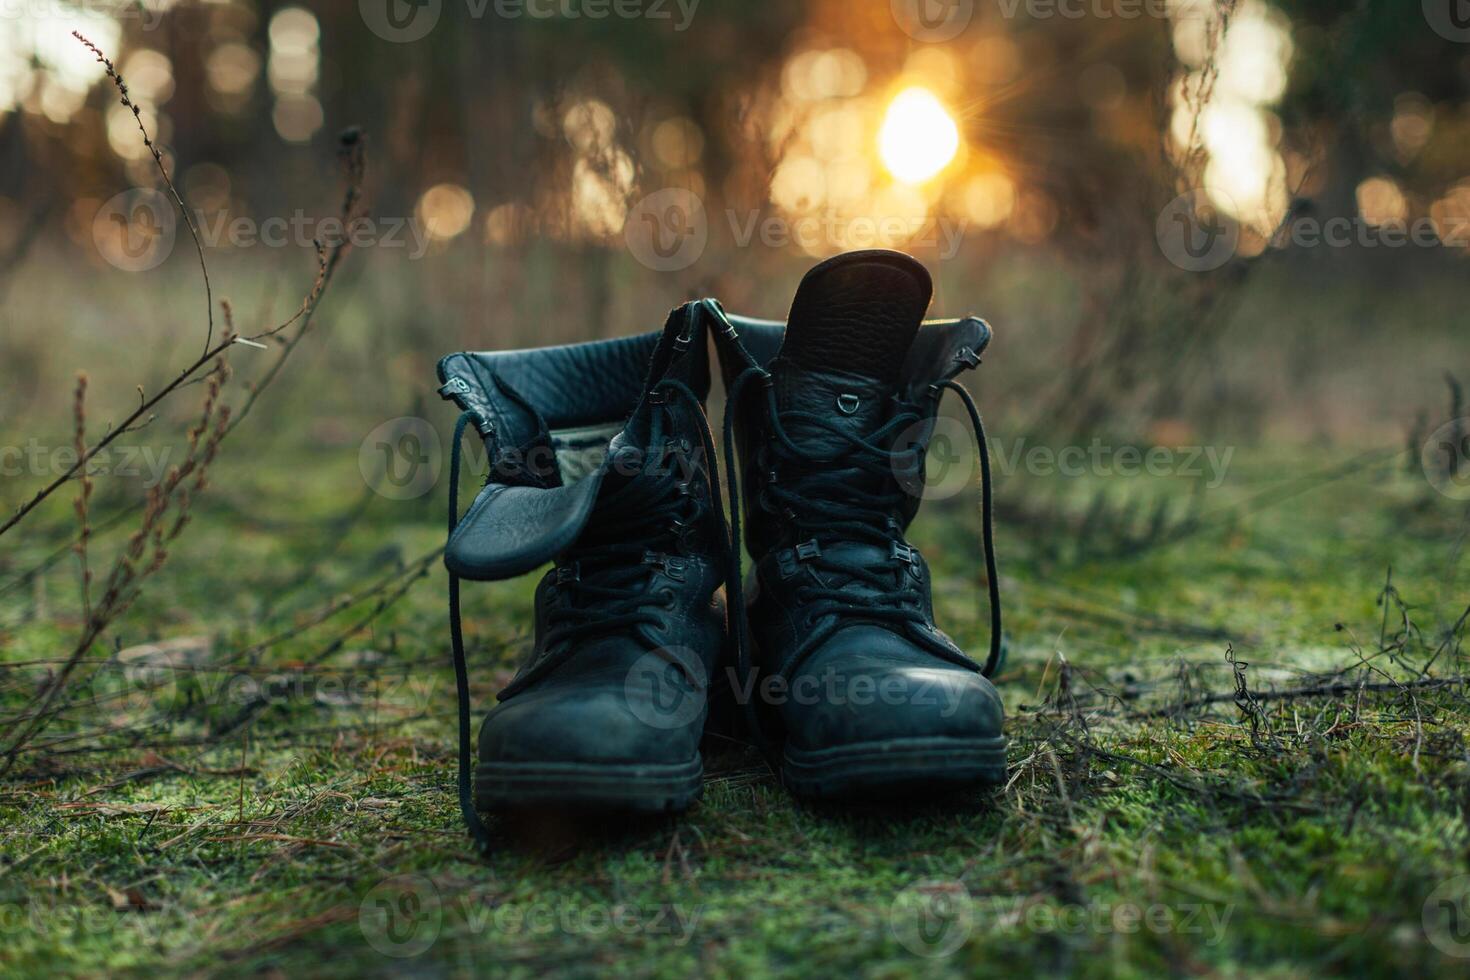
(1133, 674, 1468, 720)
(73, 31, 214, 356)
(0, 128, 367, 541)
(72, 374, 93, 622)
(0, 332, 238, 538)
(2, 363, 233, 773)
(1175, 1, 1237, 186)
(0, 37, 368, 774)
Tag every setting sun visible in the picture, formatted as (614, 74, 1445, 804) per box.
(878, 86, 960, 184)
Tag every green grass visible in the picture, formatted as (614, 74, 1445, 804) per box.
(1, 436, 1468, 978)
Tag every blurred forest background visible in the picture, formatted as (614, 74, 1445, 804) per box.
(1, 0, 1467, 452)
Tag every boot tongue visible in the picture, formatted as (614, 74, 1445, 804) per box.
(772, 250, 932, 443)
(778, 249, 932, 381)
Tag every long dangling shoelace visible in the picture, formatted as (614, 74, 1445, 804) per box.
(718, 361, 1004, 758)
(446, 378, 730, 854)
(446, 410, 491, 850)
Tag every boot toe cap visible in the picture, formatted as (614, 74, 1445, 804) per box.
(777, 626, 1003, 752)
(479, 670, 706, 767)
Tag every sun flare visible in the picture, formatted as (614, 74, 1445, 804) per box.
(878, 87, 960, 184)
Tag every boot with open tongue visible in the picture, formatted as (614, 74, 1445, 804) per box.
(437, 304, 730, 850)
(711, 249, 1006, 800)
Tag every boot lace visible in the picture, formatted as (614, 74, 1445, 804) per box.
(538, 426, 708, 657)
(757, 396, 931, 630)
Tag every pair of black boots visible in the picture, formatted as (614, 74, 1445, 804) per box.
(439, 250, 1004, 848)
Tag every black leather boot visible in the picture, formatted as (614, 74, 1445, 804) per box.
(711, 249, 1005, 801)
(438, 305, 729, 847)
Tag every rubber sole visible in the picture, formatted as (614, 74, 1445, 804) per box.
(474, 755, 704, 813)
(781, 735, 1007, 801)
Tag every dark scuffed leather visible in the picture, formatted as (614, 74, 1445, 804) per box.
(443, 307, 728, 793)
(775, 628, 1002, 752)
(722, 315, 991, 387)
(445, 477, 605, 581)
(480, 558, 725, 767)
(771, 363, 895, 458)
(437, 330, 686, 433)
(720, 313, 991, 556)
(439, 316, 714, 583)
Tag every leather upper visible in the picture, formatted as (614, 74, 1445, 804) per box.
(716, 311, 992, 557)
(439, 311, 712, 581)
(446, 306, 730, 772)
(708, 251, 1002, 755)
(438, 329, 709, 437)
(481, 557, 726, 766)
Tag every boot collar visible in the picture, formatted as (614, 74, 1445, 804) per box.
(714, 307, 991, 400)
(438, 304, 709, 581)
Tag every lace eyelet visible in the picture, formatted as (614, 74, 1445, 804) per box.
(659, 587, 677, 610)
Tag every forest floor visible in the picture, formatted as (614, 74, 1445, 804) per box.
(2, 438, 1468, 978)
